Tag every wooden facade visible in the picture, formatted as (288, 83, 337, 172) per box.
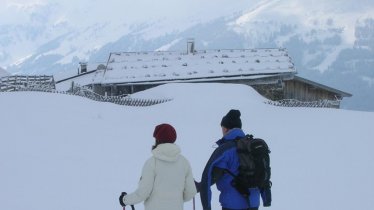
(284, 80, 339, 101)
(88, 74, 351, 108)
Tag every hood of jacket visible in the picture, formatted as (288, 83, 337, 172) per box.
(152, 143, 181, 162)
(216, 128, 245, 146)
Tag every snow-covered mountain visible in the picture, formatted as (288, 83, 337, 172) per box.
(1, 0, 374, 111)
(0, 67, 10, 77)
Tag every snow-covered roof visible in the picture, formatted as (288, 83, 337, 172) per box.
(56, 70, 104, 91)
(98, 48, 296, 84)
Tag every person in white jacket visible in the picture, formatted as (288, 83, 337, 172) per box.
(119, 123, 197, 210)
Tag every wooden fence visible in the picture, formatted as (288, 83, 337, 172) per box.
(0, 77, 171, 107)
(265, 98, 340, 108)
(1, 75, 55, 91)
(67, 85, 172, 106)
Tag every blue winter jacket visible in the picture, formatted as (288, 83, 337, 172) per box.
(200, 128, 261, 210)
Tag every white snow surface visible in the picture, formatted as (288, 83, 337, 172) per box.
(0, 83, 374, 210)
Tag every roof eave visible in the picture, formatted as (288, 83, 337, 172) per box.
(294, 76, 352, 97)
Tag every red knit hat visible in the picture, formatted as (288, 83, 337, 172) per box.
(153, 123, 177, 143)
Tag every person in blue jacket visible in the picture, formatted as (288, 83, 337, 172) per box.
(198, 109, 267, 210)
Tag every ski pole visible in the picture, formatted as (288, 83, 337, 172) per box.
(193, 197, 195, 210)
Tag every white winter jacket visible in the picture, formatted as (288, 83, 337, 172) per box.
(123, 143, 197, 210)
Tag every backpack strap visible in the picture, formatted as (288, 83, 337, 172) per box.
(224, 168, 237, 178)
(234, 134, 253, 141)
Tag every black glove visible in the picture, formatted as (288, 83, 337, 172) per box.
(119, 192, 127, 207)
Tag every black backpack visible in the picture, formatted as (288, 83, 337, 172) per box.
(226, 134, 272, 198)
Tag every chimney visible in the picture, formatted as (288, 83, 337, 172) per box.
(79, 62, 87, 74)
(187, 38, 195, 54)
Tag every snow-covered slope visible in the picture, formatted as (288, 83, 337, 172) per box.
(1, 0, 374, 110)
(0, 83, 374, 210)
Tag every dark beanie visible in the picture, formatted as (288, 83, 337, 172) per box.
(220, 109, 242, 129)
(153, 123, 177, 143)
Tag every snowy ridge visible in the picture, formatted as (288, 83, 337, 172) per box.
(230, 0, 374, 72)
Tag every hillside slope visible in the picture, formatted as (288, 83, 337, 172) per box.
(0, 83, 373, 210)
